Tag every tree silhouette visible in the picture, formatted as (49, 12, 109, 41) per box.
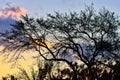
(16, 60, 53, 80)
(0, 5, 120, 80)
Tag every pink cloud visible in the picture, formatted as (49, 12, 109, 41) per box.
(0, 3, 27, 19)
(0, 3, 27, 32)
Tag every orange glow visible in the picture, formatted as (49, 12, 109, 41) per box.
(30, 39, 53, 49)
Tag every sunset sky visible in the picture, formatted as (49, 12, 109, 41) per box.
(0, 0, 120, 79)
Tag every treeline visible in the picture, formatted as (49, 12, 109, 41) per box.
(2, 60, 120, 80)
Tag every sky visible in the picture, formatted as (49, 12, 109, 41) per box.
(0, 0, 120, 31)
(0, 0, 120, 17)
(0, 0, 120, 79)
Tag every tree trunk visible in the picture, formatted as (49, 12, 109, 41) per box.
(88, 64, 94, 80)
(72, 70, 78, 80)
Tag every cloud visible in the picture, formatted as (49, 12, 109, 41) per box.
(0, 3, 27, 32)
(0, 3, 27, 19)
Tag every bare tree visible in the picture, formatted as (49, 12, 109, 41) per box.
(0, 5, 120, 80)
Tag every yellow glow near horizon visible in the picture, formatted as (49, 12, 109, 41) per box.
(0, 45, 40, 79)
(0, 39, 53, 79)
(0, 40, 78, 79)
